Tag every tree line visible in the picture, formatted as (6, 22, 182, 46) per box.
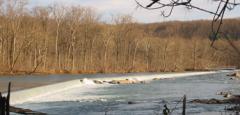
(0, 0, 239, 75)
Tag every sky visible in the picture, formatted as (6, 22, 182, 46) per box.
(28, 0, 240, 23)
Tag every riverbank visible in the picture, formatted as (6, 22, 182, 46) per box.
(0, 68, 215, 77)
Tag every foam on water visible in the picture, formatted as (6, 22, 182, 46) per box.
(9, 71, 224, 105)
(81, 78, 96, 85)
(27, 86, 112, 103)
(9, 79, 110, 105)
(93, 71, 219, 82)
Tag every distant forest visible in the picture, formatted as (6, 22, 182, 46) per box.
(0, 1, 240, 74)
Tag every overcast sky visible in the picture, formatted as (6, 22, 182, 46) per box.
(28, 0, 240, 23)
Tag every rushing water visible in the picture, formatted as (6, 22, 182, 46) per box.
(14, 71, 240, 115)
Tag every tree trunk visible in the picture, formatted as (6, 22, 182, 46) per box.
(90, 38, 95, 70)
(104, 39, 111, 72)
(56, 23, 60, 70)
(193, 39, 197, 70)
(162, 40, 169, 72)
(132, 40, 140, 70)
(83, 26, 88, 71)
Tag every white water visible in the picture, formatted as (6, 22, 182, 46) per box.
(90, 71, 219, 83)
(8, 71, 219, 105)
(9, 80, 82, 105)
(81, 78, 96, 85)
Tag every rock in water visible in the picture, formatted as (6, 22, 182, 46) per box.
(190, 99, 226, 104)
(153, 78, 160, 80)
(128, 101, 136, 104)
(236, 72, 240, 78)
(117, 79, 133, 84)
(226, 106, 240, 111)
(216, 91, 231, 96)
(227, 71, 240, 78)
(93, 80, 103, 84)
(108, 79, 133, 84)
(108, 80, 119, 84)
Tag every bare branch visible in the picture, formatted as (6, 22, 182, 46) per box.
(135, 0, 240, 45)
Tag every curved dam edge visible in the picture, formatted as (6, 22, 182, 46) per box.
(4, 71, 224, 105)
(7, 80, 82, 105)
(93, 71, 219, 81)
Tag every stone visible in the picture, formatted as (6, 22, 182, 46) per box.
(216, 91, 231, 96)
(93, 80, 103, 84)
(153, 78, 160, 80)
(227, 72, 240, 78)
(108, 79, 134, 84)
(108, 80, 119, 84)
(190, 98, 226, 104)
(116, 79, 133, 84)
(128, 101, 136, 104)
(226, 106, 240, 111)
(140, 81, 146, 84)
(108, 79, 146, 85)
(236, 72, 240, 78)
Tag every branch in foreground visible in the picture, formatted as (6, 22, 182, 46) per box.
(135, 0, 240, 45)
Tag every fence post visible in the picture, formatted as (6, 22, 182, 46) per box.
(182, 95, 186, 115)
(0, 93, 4, 115)
(6, 82, 11, 115)
(0, 82, 11, 115)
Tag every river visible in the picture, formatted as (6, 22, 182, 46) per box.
(7, 71, 240, 115)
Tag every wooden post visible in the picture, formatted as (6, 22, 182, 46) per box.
(2, 97, 6, 115)
(182, 95, 186, 115)
(0, 82, 11, 115)
(0, 92, 4, 115)
(6, 82, 11, 115)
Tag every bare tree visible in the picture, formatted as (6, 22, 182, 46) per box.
(33, 6, 51, 71)
(102, 27, 114, 72)
(52, 4, 66, 70)
(65, 6, 84, 70)
(5, 0, 28, 73)
(132, 37, 144, 71)
(81, 8, 99, 71)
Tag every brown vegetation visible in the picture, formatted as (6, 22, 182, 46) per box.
(0, 1, 239, 75)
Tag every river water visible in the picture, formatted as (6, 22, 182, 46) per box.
(12, 71, 240, 115)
